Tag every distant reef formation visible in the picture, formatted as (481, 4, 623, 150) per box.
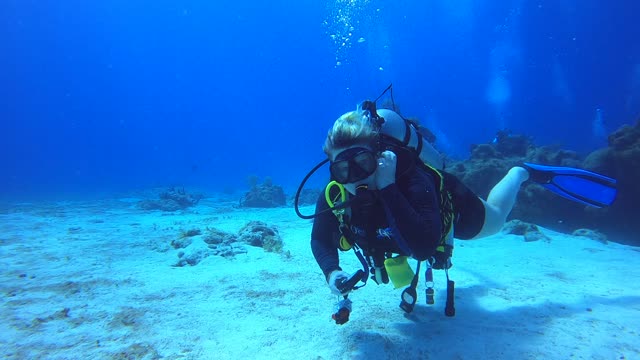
(240, 176, 286, 208)
(138, 187, 204, 211)
(446, 120, 640, 246)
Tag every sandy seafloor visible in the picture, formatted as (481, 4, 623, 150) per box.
(1, 193, 639, 360)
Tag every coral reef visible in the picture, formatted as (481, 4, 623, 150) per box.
(502, 220, 550, 242)
(173, 221, 284, 266)
(572, 229, 608, 244)
(203, 228, 245, 258)
(523, 230, 551, 243)
(581, 120, 640, 242)
(448, 120, 640, 245)
(492, 130, 531, 157)
(175, 241, 211, 267)
(138, 187, 204, 212)
(174, 227, 244, 266)
(502, 219, 539, 236)
(180, 228, 201, 238)
(238, 221, 283, 253)
(240, 178, 286, 208)
(170, 237, 192, 249)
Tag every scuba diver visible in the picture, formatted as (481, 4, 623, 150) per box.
(294, 85, 618, 325)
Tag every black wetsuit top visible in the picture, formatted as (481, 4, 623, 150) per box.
(311, 165, 442, 278)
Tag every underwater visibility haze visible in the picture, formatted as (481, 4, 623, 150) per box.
(1, 0, 639, 199)
(2, 1, 640, 359)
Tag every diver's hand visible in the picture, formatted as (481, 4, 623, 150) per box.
(328, 270, 351, 296)
(375, 150, 397, 189)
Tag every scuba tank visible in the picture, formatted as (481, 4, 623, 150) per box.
(377, 108, 445, 170)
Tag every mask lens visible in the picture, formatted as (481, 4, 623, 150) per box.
(329, 161, 350, 184)
(353, 152, 377, 175)
(330, 148, 377, 184)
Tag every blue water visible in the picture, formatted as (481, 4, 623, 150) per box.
(1, 0, 639, 200)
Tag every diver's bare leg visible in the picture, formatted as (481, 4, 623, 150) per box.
(473, 166, 529, 239)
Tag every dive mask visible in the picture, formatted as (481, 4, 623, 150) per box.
(329, 147, 378, 184)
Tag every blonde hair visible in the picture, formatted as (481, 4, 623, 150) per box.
(323, 110, 378, 155)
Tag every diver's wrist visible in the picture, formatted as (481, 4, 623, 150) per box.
(327, 269, 341, 283)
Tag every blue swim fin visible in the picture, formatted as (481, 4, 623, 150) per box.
(522, 163, 618, 208)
